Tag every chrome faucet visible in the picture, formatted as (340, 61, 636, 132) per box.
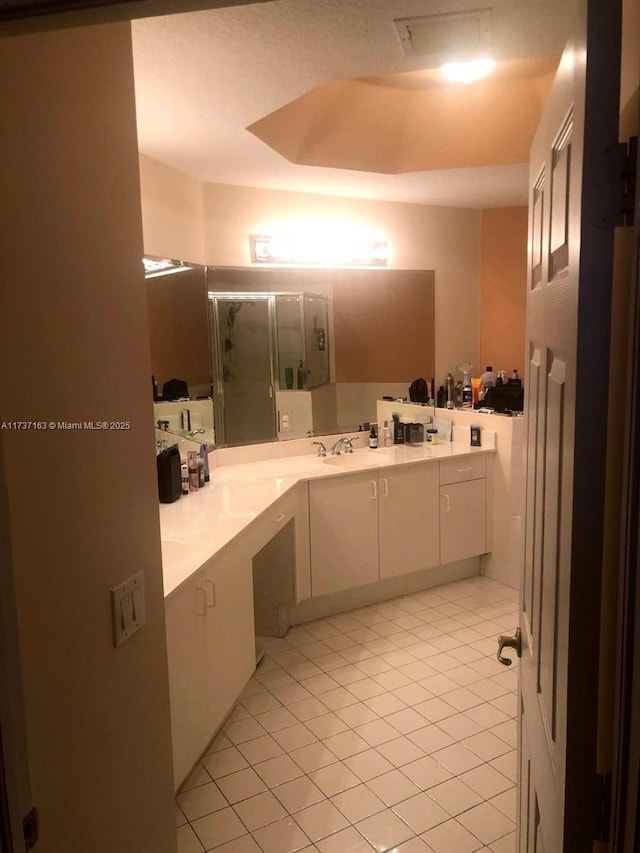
(188, 428, 206, 438)
(331, 436, 356, 455)
(312, 441, 327, 457)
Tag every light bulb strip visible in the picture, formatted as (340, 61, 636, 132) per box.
(250, 235, 389, 267)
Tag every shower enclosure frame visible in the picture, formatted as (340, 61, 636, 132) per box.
(209, 292, 278, 448)
(208, 289, 330, 447)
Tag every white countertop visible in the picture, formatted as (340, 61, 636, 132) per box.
(159, 439, 493, 599)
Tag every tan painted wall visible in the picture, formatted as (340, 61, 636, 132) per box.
(0, 24, 176, 853)
(332, 270, 435, 383)
(479, 207, 528, 378)
(201, 182, 481, 381)
(139, 154, 205, 264)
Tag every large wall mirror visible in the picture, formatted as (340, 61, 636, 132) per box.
(146, 261, 435, 448)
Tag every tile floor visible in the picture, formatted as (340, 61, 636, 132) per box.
(176, 576, 519, 853)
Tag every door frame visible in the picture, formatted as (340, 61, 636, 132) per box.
(611, 140, 640, 853)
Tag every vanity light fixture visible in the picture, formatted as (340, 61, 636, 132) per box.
(441, 57, 495, 85)
(143, 256, 193, 279)
(250, 235, 389, 267)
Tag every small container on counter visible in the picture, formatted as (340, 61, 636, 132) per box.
(188, 450, 200, 492)
(426, 428, 439, 445)
(369, 424, 378, 449)
(470, 424, 482, 446)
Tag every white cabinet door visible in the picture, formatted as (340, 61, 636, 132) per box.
(165, 580, 208, 789)
(202, 547, 256, 737)
(309, 471, 379, 596)
(440, 479, 487, 565)
(379, 464, 439, 580)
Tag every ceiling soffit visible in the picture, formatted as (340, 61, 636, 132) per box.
(247, 56, 559, 174)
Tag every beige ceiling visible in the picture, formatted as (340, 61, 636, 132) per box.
(131, 0, 577, 207)
(248, 56, 558, 174)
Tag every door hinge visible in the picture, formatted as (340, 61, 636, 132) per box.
(594, 772, 612, 843)
(616, 136, 637, 227)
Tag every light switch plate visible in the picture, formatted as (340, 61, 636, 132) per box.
(111, 571, 145, 647)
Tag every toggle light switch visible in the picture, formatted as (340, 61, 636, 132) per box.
(111, 571, 146, 647)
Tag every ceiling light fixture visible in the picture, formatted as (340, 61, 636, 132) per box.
(143, 257, 193, 279)
(250, 235, 389, 267)
(441, 58, 496, 85)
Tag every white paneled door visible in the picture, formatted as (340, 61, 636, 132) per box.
(517, 1, 622, 850)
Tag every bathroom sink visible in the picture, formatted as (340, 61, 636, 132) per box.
(323, 452, 385, 468)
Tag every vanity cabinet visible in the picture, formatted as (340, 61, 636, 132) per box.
(309, 464, 440, 596)
(309, 471, 379, 596)
(165, 545, 255, 789)
(378, 463, 440, 580)
(439, 455, 487, 564)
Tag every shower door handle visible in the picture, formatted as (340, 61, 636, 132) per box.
(269, 386, 273, 398)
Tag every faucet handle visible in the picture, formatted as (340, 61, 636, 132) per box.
(312, 441, 327, 457)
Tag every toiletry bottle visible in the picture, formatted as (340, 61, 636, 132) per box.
(509, 369, 522, 387)
(369, 424, 378, 449)
(200, 444, 210, 483)
(455, 380, 463, 408)
(436, 385, 445, 408)
(152, 372, 158, 401)
(462, 372, 473, 408)
(297, 360, 305, 389)
(393, 414, 405, 444)
(383, 420, 392, 447)
(446, 373, 455, 409)
(480, 366, 497, 391)
(495, 371, 504, 387)
(181, 460, 189, 495)
(187, 450, 200, 492)
(197, 455, 205, 487)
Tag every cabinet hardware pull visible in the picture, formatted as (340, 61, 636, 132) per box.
(444, 494, 450, 513)
(205, 579, 216, 608)
(382, 478, 389, 498)
(273, 514, 286, 523)
(195, 587, 207, 616)
(456, 467, 473, 473)
(371, 480, 377, 500)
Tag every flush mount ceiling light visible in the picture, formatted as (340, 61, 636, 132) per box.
(441, 58, 496, 84)
(250, 235, 389, 267)
(143, 257, 193, 279)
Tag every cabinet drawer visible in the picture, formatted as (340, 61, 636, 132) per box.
(439, 454, 486, 485)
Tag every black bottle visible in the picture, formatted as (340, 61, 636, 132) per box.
(509, 369, 522, 388)
(436, 385, 445, 408)
(393, 415, 405, 444)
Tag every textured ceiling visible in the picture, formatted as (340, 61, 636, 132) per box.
(131, 0, 577, 208)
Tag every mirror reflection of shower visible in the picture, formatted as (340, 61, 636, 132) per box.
(221, 300, 248, 382)
(209, 292, 330, 447)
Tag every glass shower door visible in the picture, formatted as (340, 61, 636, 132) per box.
(210, 296, 277, 446)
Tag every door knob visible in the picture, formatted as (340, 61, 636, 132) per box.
(497, 628, 521, 666)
